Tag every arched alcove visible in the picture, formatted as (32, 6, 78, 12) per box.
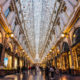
(62, 42, 69, 53)
(72, 27, 80, 45)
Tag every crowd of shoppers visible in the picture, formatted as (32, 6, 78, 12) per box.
(17, 65, 60, 80)
(45, 66, 60, 80)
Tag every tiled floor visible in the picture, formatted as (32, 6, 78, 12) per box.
(0, 70, 80, 80)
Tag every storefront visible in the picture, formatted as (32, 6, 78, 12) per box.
(61, 53, 69, 70)
(72, 27, 80, 70)
(4, 42, 13, 69)
(61, 42, 70, 72)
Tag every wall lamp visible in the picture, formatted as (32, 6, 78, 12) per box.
(6, 33, 14, 38)
(22, 50, 25, 52)
(61, 33, 69, 38)
(50, 50, 52, 53)
(10, 33, 14, 38)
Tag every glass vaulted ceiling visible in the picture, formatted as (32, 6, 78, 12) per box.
(20, 0, 56, 61)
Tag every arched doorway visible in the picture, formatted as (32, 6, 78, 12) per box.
(62, 42, 69, 52)
(72, 27, 80, 45)
(61, 42, 70, 70)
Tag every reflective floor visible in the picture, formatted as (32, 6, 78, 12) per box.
(0, 70, 80, 80)
(0, 69, 45, 80)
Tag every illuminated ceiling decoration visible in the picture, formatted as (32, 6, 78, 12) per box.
(20, 0, 56, 61)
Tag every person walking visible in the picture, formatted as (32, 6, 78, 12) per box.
(45, 66, 49, 80)
(49, 66, 55, 80)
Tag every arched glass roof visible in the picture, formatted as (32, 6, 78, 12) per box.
(20, 0, 56, 61)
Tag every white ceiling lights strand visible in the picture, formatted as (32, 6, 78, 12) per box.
(20, 0, 36, 56)
(34, 0, 42, 61)
(20, 0, 56, 61)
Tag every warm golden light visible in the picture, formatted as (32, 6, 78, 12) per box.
(50, 50, 52, 52)
(0, 33, 2, 38)
(57, 49, 59, 52)
(15, 50, 18, 53)
(61, 33, 65, 38)
(14, 58, 17, 69)
(10, 34, 14, 38)
(22, 50, 25, 52)
(73, 34, 76, 38)
(20, 60, 23, 68)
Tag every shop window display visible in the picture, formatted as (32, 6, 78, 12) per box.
(14, 57, 18, 69)
(4, 57, 8, 67)
(20, 60, 23, 68)
(5, 53, 12, 69)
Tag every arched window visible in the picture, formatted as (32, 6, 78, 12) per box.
(62, 42, 69, 53)
(72, 27, 80, 45)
